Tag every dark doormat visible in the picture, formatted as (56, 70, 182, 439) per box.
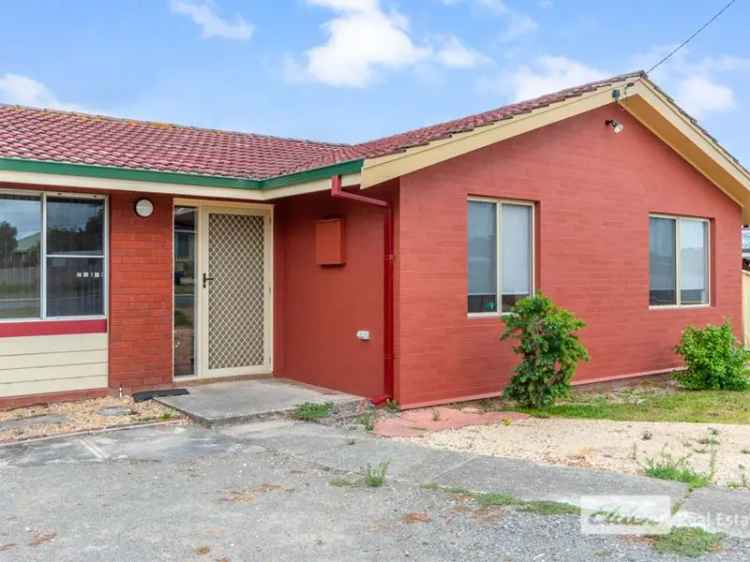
(132, 389, 190, 403)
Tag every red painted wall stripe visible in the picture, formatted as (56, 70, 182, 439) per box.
(0, 319, 107, 338)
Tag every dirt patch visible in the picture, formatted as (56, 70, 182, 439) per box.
(407, 417, 750, 487)
(222, 483, 290, 503)
(401, 512, 432, 524)
(28, 531, 56, 547)
(0, 396, 183, 443)
(374, 407, 528, 438)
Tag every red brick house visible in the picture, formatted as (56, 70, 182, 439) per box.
(1, 71, 749, 409)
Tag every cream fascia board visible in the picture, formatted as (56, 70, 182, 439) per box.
(631, 80, 750, 187)
(0, 169, 361, 201)
(359, 80, 637, 189)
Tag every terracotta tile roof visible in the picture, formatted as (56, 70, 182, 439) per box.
(0, 71, 644, 180)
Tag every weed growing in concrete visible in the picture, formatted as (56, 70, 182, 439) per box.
(518, 501, 581, 515)
(292, 401, 334, 422)
(642, 449, 713, 490)
(423, 484, 580, 516)
(329, 477, 359, 488)
(652, 527, 723, 557)
(357, 411, 375, 431)
(364, 462, 389, 487)
(385, 400, 400, 413)
(474, 493, 516, 507)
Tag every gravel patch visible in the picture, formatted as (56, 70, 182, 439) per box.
(5, 435, 750, 561)
(408, 417, 750, 487)
(0, 396, 184, 443)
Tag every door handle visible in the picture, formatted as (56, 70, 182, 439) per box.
(202, 273, 215, 289)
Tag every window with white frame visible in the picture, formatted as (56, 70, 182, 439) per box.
(467, 199, 533, 314)
(649, 215, 709, 307)
(0, 191, 106, 320)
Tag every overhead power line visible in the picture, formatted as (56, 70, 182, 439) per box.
(647, 0, 738, 75)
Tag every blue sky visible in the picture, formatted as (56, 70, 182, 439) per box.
(1, 1, 748, 164)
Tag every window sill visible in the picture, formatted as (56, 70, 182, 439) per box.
(0, 318, 107, 338)
(648, 304, 711, 310)
(467, 312, 511, 319)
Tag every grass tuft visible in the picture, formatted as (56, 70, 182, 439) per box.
(291, 401, 334, 422)
(642, 450, 713, 490)
(509, 386, 750, 425)
(329, 477, 359, 488)
(652, 527, 723, 558)
(384, 399, 400, 413)
(518, 500, 581, 515)
(474, 493, 516, 507)
(364, 462, 389, 488)
(357, 411, 375, 431)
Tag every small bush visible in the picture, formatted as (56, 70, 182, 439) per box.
(501, 294, 589, 408)
(674, 321, 750, 390)
(364, 462, 389, 487)
(292, 401, 334, 421)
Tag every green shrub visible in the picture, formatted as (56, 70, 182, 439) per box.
(501, 294, 589, 408)
(674, 321, 750, 390)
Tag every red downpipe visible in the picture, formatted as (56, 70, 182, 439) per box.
(330, 175, 394, 405)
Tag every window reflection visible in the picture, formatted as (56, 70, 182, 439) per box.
(0, 194, 41, 319)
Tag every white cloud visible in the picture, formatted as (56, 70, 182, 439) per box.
(436, 36, 491, 68)
(170, 0, 253, 41)
(439, 0, 538, 41)
(676, 76, 735, 115)
(497, 13, 538, 43)
(477, 0, 507, 13)
(633, 46, 749, 118)
(487, 56, 607, 101)
(294, 0, 489, 87)
(0, 73, 90, 112)
(299, 0, 430, 87)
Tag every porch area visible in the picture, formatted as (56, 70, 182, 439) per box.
(155, 377, 366, 427)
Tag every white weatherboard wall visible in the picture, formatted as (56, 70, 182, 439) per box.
(0, 333, 108, 397)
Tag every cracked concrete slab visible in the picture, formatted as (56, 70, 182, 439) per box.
(674, 486, 750, 538)
(156, 378, 366, 426)
(431, 454, 690, 507)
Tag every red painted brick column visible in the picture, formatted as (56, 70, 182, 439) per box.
(108, 193, 173, 392)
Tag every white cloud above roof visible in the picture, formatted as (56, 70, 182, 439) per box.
(292, 0, 491, 87)
(170, 0, 254, 41)
(0, 73, 89, 112)
(478, 56, 607, 101)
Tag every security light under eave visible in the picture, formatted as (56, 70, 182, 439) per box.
(606, 119, 624, 134)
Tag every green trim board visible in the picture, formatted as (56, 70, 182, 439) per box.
(0, 157, 364, 191)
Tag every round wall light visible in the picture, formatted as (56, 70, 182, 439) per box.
(134, 198, 155, 218)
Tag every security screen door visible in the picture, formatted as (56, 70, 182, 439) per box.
(199, 206, 272, 377)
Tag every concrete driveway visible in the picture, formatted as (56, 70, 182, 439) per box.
(2, 421, 750, 561)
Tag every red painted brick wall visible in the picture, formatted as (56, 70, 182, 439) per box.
(272, 188, 389, 398)
(395, 104, 742, 407)
(108, 193, 173, 391)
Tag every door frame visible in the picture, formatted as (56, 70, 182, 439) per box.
(173, 198, 274, 381)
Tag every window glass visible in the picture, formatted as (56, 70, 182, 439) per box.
(174, 207, 197, 377)
(501, 204, 532, 311)
(46, 197, 104, 255)
(46, 257, 104, 317)
(679, 220, 708, 305)
(649, 217, 677, 305)
(0, 194, 42, 319)
(468, 201, 497, 313)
